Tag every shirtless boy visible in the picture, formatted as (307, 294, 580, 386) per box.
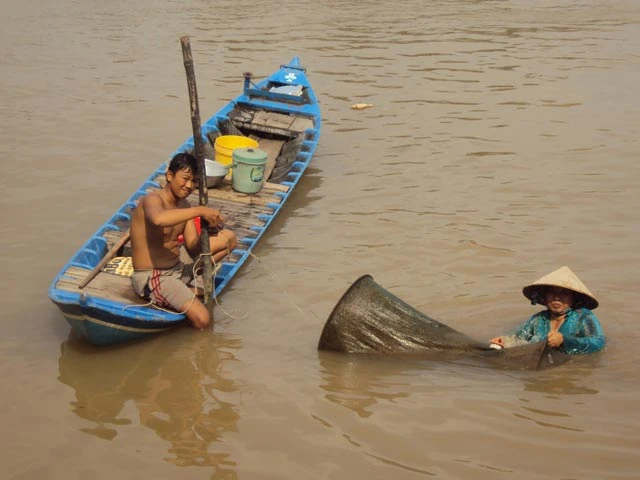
(130, 153, 236, 329)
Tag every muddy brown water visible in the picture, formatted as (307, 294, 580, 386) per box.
(1, 1, 639, 478)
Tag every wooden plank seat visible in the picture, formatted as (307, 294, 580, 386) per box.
(56, 266, 145, 304)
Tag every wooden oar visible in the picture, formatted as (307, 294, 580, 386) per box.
(79, 231, 131, 289)
(180, 36, 215, 319)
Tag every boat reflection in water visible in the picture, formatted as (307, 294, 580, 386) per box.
(58, 331, 241, 473)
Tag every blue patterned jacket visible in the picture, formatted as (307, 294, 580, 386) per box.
(516, 308, 605, 354)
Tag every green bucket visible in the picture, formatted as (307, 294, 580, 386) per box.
(231, 147, 268, 194)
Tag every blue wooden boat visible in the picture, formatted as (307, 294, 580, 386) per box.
(49, 57, 321, 346)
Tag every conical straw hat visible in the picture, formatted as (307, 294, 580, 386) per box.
(522, 266, 598, 310)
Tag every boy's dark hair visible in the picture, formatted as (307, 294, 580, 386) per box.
(168, 152, 198, 174)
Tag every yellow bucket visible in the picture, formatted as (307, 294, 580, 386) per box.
(214, 135, 259, 167)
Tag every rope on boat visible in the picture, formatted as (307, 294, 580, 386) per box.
(200, 250, 248, 321)
(121, 246, 246, 320)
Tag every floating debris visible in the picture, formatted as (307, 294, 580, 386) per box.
(350, 103, 374, 110)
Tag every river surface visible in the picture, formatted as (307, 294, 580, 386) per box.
(1, 0, 639, 478)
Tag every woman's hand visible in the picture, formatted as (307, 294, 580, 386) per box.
(547, 331, 564, 348)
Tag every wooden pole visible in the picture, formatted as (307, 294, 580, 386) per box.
(180, 36, 215, 320)
(79, 231, 131, 289)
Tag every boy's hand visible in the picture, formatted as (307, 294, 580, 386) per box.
(200, 208, 224, 228)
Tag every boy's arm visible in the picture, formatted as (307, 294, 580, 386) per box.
(143, 195, 208, 227)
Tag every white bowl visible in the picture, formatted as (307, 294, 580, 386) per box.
(204, 159, 229, 188)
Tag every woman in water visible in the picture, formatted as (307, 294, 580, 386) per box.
(491, 266, 605, 354)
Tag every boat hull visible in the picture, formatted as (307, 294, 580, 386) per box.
(56, 302, 183, 346)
